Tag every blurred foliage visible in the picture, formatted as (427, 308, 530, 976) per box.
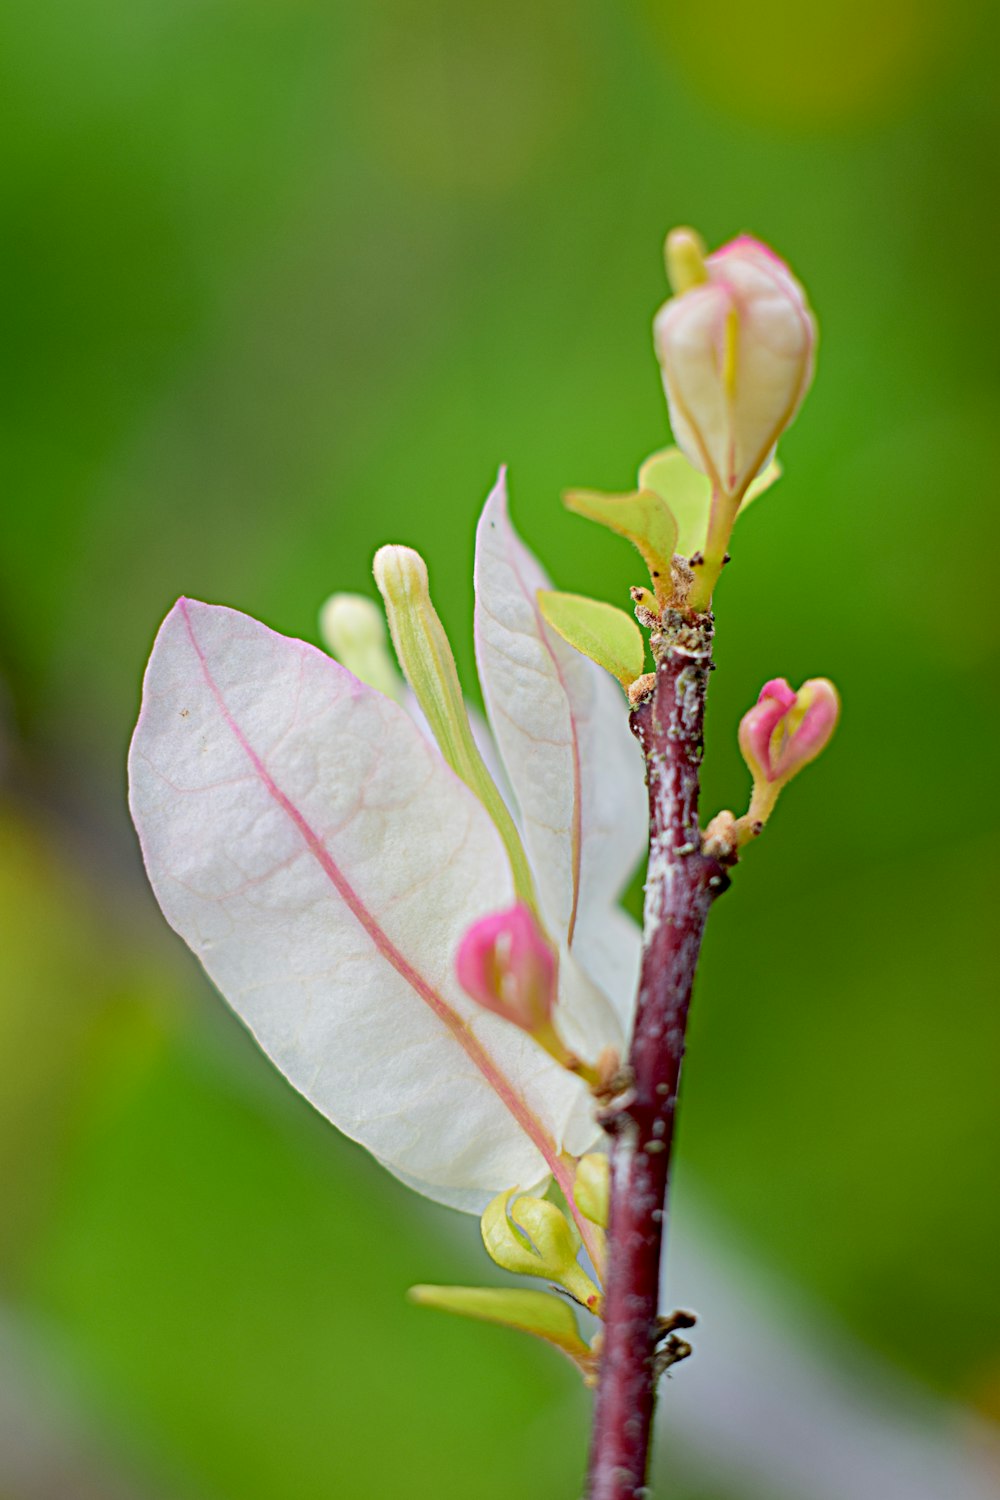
(1, 0, 998, 1495)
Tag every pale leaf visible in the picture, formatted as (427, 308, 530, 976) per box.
(473, 474, 647, 1007)
(128, 599, 595, 1208)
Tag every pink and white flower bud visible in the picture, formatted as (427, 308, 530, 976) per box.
(455, 902, 557, 1035)
(654, 231, 816, 501)
(739, 677, 840, 790)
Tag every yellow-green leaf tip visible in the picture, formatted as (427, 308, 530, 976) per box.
(563, 489, 678, 607)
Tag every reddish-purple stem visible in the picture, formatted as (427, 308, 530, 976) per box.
(585, 613, 728, 1500)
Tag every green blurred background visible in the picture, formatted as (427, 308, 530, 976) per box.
(2, 1, 998, 1496)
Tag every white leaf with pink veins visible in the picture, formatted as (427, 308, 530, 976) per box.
(474, 473, 647, 1027)
(128, 599, 597, 1204)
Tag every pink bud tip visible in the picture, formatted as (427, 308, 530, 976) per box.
(455, 903, 557, 1034)
(739, 677, 840, 786)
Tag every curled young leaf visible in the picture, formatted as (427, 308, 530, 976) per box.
(481, 1187, 601, 1311)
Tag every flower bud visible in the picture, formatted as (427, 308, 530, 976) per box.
(740, 677, 840, 785)
(481, 1188, 601, 1312)
(737, 676, 840, 834)
(573, 1153, 610, 1229)
(374, 544, 536, 908)
(456, 902, 556, 1035)
(318, 592, 403, 703)
(654, 231, 816, 504)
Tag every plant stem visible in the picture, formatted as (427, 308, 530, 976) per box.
(688, 492, 737, 614)
(585, 611, 729, 1499)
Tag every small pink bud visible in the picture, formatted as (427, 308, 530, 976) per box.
(654, 231, 816, 501)
(739, 677, 840, 789)
(738, 678, 798, 785)
(455, 903, 557, 1034)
